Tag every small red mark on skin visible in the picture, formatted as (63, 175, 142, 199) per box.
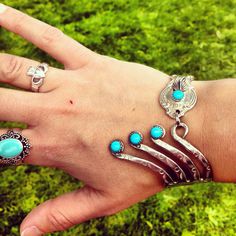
(70, 100, 73, 104)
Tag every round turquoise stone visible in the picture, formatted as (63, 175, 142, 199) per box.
(0, 138, 23, 159)
(172, 90, 184, 101)
(110, 140, 123, 154)
(129, 132, 142, 145)
(150, 126, 164, 139)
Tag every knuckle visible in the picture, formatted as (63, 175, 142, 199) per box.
(35, 130, 72, 162)
(41, 26, 64, 45)
(47, 201, 74, 231)
(38, 135, 61, 160)
(89, 54, 111, 71)
(13, 14, 28, 34)
(2, 55, 23, 82)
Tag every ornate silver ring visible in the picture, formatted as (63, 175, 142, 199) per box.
(0, 130, 31, 165)
(27, 63, 48, 92)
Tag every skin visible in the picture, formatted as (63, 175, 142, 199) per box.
(0, 4, 235, 236)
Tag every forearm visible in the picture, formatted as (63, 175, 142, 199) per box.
(197, 78, 236, 183)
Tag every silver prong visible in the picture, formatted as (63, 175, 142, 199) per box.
(171, 122, 213, 181)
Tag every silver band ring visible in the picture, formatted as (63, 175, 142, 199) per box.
(27, 63, 49, 92)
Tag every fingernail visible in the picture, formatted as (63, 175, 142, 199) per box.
(21, 226, 43, 236)
(0, 3, 7, 14)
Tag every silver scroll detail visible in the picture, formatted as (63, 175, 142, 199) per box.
(151, 138, 200, 182)
(116, 153, 175, 186)
(171, 123, 213, 181)
(110, 122, 212, 187)
(130, 143, 187, 183)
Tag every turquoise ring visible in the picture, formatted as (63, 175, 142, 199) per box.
(0, 130, 31, 165)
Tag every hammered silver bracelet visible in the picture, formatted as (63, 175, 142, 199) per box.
(109, 75, 213, 187)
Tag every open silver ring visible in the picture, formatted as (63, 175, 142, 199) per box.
(27, 63, 49, 92)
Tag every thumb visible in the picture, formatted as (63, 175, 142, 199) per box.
(20, 186, 111, 236)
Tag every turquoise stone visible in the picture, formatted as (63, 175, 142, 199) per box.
(0, 138, 23, 159)
(150, 126, 164, 139)
(172, 90, 184, 101)
(129, 132, 142, 145)
(110, 140, 122, 153)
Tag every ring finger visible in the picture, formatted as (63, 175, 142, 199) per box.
(0, 53, 65, 92)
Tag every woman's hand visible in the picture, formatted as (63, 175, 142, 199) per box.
(0, 4, 210, 236)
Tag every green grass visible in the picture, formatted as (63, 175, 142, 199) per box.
(0, 0, 236, 235)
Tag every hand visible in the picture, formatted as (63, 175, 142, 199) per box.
(0, 4, 207, 236)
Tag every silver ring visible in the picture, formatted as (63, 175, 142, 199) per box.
(27, 63, 49, 92)
(0, 130, 31, 165)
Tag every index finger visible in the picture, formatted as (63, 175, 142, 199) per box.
(0, 4, 95, 69)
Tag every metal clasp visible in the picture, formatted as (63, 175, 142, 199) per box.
(175, 110, 181, 126)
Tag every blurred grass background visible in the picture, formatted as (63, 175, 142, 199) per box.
(0, 0, 236, 235)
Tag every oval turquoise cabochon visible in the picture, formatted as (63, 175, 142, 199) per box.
(0, 138, 23, 159)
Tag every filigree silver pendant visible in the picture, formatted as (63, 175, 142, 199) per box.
(159, 75, 197, 119)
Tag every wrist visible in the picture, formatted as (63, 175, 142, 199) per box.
(198, 79, 236, 183)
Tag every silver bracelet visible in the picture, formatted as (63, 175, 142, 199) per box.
(109, 75, 213, 187)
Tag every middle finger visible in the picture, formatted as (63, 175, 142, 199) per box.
(0, 87, 43, 125)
